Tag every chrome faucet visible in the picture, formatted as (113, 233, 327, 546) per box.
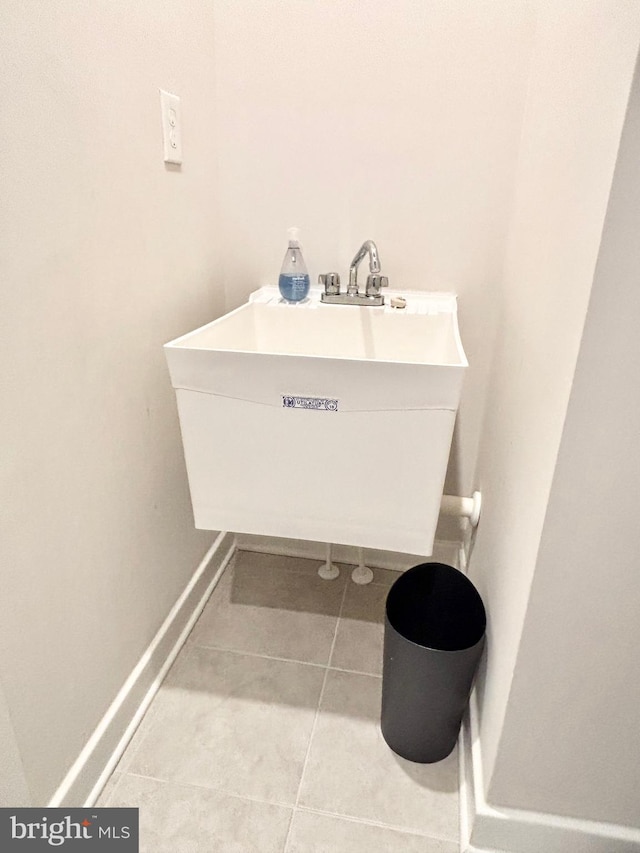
(319, 240, 389, 306)
(348, 240, 380, 294)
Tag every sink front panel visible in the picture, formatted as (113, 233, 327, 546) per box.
(174, 387, 456, 554)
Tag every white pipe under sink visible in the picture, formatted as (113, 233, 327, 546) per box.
(316, 491, 482, 582)
(440, 490, 482, 528)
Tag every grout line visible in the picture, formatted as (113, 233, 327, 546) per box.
(329, 666, 381, 678)
(282, 809, 296, 853)
(294, 803, 460, 845)
(283, 580, 350, 852)
(118, 769, 458, 846)
(121, 770, 296, 811)
(186, 641, 383, 678)
(186, 644, 326, 670)
(297, 583, 348, 781)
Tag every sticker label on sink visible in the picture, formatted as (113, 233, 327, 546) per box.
(282, 396, 338, 412)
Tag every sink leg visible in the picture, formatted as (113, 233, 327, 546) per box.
(318, 542, 340, 580)
(351, 548, 373, 585)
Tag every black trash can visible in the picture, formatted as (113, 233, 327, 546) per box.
(381, 562, 486, 763)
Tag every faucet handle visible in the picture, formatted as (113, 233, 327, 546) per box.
(366, 274, 389, 297)
(319, 272, 341, 295)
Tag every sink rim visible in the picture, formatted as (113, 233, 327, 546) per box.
(165, 287, 469, 369)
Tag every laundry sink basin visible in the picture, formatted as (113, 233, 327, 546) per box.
(172, 287, 464, 365)
(165, 286, 467, 554)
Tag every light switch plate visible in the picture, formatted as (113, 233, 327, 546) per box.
(160, 90, 182, 165)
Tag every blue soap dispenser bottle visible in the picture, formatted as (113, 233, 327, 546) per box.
(278, 227, 310, 303)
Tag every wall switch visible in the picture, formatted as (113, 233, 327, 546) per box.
(160, 90, 182, 165)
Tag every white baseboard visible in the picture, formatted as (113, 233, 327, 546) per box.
(236, 533, 462, 572)
(48, 531, 235, 808)
(460, 691, 640, 853)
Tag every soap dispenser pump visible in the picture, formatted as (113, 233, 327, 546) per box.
(278, 227, 310, 303)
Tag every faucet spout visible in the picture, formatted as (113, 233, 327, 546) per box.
(319, 238, 388, 305)
(349, 240, 381, 294)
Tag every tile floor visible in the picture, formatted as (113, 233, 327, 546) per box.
(99, 550, 459, 852)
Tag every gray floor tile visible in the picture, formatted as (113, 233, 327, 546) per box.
(287, 810, 458, 853)
(235, 549, 332, 577)
(109, 774, 291, 853)
(127, 645, 325, 804)
(298, 670, 459, 840)
(189, 554, 345, 664)
(96, 550, 461, 848)
(330, 583, 387, 675)
(367, 566, 400, 587)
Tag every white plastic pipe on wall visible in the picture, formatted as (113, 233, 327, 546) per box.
(440, 491, 482, 527)
(316, 491, 482, 581)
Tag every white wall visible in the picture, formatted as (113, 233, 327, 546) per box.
(212, 0, 536, 500)
(0, 676, 30, 807)
(469, 0, 640, 798)
(487, 49, 640, 828)
(0, 1, 220, 805)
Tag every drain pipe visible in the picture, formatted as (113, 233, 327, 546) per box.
(352, 548, 374, 585)
(317, 491, 482, 582)
(318, 542, 340, 580)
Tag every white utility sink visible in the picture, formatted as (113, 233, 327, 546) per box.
(165, 286, 467, 554)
